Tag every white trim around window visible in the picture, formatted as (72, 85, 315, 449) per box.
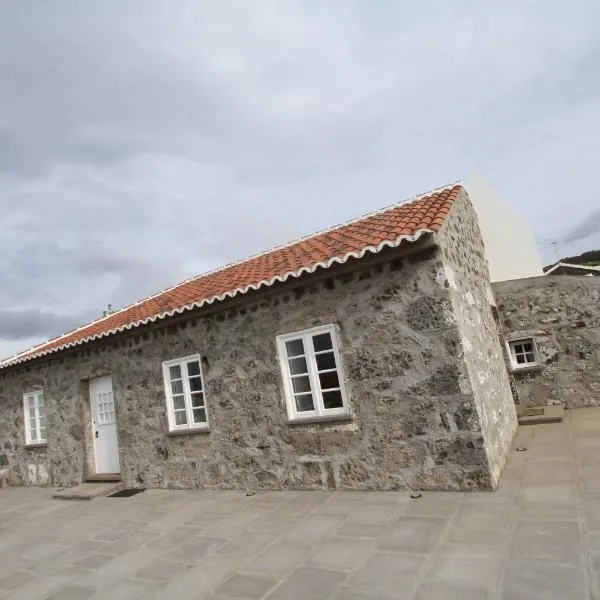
(507, 338, 541, 371)
(277, 324, 350, 423)
(162, 354, 209, 432)
(23, 390, 47, 445)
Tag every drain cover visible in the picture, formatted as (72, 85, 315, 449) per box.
(108, 488, 145, 498)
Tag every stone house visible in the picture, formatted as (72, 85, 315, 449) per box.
(493, 276, 600, 409)
(0, 183, 519, 491)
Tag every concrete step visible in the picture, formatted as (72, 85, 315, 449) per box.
(517, 404, 564, 425)
(53, 481, 125, 501)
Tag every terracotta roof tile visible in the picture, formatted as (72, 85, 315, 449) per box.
(1, 182, 462, 367)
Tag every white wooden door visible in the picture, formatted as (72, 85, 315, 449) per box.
(89, 376, 120, 474)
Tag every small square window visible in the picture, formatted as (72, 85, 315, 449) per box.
(508, 338, 541, 371)
(277, 324, 349, 422)
(162, 355, 209, 432)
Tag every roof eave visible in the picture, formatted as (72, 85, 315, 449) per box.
(0, 228, 436, 371)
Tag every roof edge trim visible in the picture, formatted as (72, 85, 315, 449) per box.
(0, 228, 435, 369)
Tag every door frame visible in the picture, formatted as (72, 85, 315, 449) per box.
(89, 375, 121, 475)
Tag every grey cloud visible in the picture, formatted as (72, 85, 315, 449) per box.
(2, 1, 600, 359)
(565, 209, 600, 244)
(0, 308, 93, 341)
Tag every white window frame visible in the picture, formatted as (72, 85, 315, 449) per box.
(23, 390, 47, 445)
(507, 338, 541, 371)
(162, 354, 209, 432)
(277, 324, 350, 423)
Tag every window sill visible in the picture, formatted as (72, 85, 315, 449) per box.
(24, 442, 48, 449)
(510, 364, 543, 374)
(286, 414, 353, 426)
(167, 427, 210, 437)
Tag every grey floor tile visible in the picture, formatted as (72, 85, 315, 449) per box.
(0, 570, 34, 591)
(333, 590, 397, 600)
(345, 552, 426, 597)
(44, 585, 96, 600)
(306, 537, 374, 571)
(519, 483, 579, 505)
(446, 527, 507, 546)
(337, 522, 385, 539)
(166, 536, 226, 563)
(213, 573, 278, 598)
(346, 503, 400, 524)
(377, 517, 447, 554)
(146, 556, 243, 600)
(204, 510, 265, 538)
(517, 501, 579, 521)
(501, 560, 587, 600)
(134, 558, 188, 583)
(146, 526, 200, 550)
(90, 581, 155, 600)
(104, 530, 161, 555)
(216, 531, 280, 558)
(404, 498, 461, 518)
(414, 581, 494, 599)
(265, 567, 345, 600)
(283, 514, 346, 545)
(74, 552, 116, 570)
(510, 520, 583, 565)
(242, 543, 310, 577)
(424, 547, 504, 590)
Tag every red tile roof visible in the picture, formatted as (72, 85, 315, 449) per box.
(1, 182, 462, 367)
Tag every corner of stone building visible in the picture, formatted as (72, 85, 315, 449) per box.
(434, 188, 518, 489)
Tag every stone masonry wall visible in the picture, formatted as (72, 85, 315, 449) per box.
(494, 276, 600, 409)
(436, 190, 518, 487)
(0, 243, 494, 491)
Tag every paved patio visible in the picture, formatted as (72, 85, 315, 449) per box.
(2, 408, 600, 600)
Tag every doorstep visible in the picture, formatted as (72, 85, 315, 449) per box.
(53, 481, 125, 501)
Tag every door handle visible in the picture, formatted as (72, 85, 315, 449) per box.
(95, 431, 99, 438)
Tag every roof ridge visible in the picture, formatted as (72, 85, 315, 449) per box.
(0, 181, 463, 367)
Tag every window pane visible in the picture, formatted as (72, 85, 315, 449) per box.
(28, 397, 35, 410)
(289, 356, 308, 375)
(29, 418, 37, 429)
(322, 390, 344, 409)
(173, 395, 185, 410)
(319, 371, 340, 390)
(316, 352, 337, 371)
(29, 428, 37, 441)
(189, 377, 203, 392)
(285, 338, 304, 358)
(312, 332, 333, 352)
(187, 361, 201, 377)
(171, 380, 184, 395)
(295, 394, 314, 412)
(292, 375, 311, 394)
(516, 354, 526, 364)
(37, 403, 46, 418)
(193, 408, 207, 424)
(38, 417, 46, 429)
(39, 428, 47, 441)
(169, 365, 182, 380)
(174, 410, 187, 425)
(525, 352, 536, 363)
(190, 392, 204, 408)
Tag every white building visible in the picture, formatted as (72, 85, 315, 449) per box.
(467, 173, 544, 283)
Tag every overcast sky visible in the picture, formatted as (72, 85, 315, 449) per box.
(1, 1, 600, 360)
